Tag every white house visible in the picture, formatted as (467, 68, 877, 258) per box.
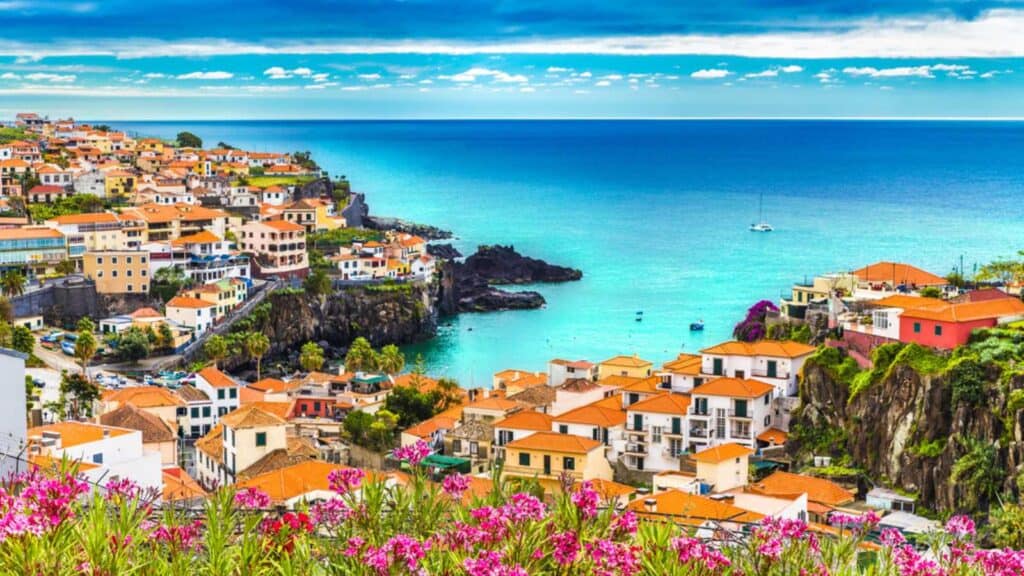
(659, 353, 706, 393)
(194, 366, 240, 419)
(260, 186, 289, 206)
(687, 378, 774, 452)
(0, 349, 27, 477)
(691, 443, 754, 493)
(547, 358, 596, 388)
(551, 398, 626, 461)
(699, 340, 816, 397)
(72, 169, 106, 196)
(492, 411, 554, 461)
(176, 384, 215, 440)
(623, 393, 691, 472)
(27, 422, 162, 495)
(165, 296, 216, 335)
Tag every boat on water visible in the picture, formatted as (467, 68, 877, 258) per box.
(750, 190, 774, 232)
(635, 310, 643, 322)
(689, 320, 705, 331)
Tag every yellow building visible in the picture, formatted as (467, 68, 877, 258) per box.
(137, 138, 165, 154)
(104, 170, 136, 197)
(691, 442, 754, 493)
(182, 278, 247, 320)
(597, 354, 653, 379)
(82, 250, 150, 294)
(502, 431, 613, 492)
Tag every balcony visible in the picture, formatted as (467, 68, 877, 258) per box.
(625, 423, 648, 433)
(688, 407, 710, 417)
(751, 369, 788, 379)
(662, 448, 686, 459)
(689, 428, 708, 438)
(623, 444, 647, 456)
(729, 410, 752, 420)
(730, 429, 752, 440)
(663, 428, 685, 438)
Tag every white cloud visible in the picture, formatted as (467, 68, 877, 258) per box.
(399, 73, 416, 79)
(440, 67, 528, 83)
(842, 64, 971, 79)
(177, 71, 233, 80)
(25, 72, 76, 83)
(263, 66, 317, 79)
(779, 65, 804, 73)
(292, 67, 312, 76)
(579, 71, 592, 78)
(0, 72, 18, 79)
(690, 68, 731, 79)
(594, 80, 611, 87)
(312, 73, 330, 82)
(744, 70, 778, 78)
(602, 74, 622, 80)
(519, 86, 535, 92)
(546, 66, 571, 73)
(357, 73, 381, 80)
(419, 79, 433, 84)
(142, 72, 166, 79)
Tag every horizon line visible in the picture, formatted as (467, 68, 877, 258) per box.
(84, 116, 1024, 122)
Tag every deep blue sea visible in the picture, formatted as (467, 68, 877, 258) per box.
(111, 120, 1024, 387)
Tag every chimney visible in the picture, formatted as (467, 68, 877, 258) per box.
(102, 429, 111, 439)
(644, 498, 656, 512)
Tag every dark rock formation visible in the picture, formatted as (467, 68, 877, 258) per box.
(790, 353, 1024, 513)
(437, 245, 580, 313)
(220, 283, 437, 372)
(292, 177, 334, 202)
(460, 245, 582, 284)
(342, 192, 370, 228)
(365, 215, 453, 240)
(427, 243, 462, 260)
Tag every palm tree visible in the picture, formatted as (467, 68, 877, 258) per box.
(436, 377, 463, 410)
(203, 335, 228, 368)
(952, 435, 1003, 511)
(74, 318, 97, 380)
(1, 271, 26, 297)
(378, 344, 405, 375)
(344, 337, 378, 373)
(246, 332, 271, 380)
(299, 341, 325, 373)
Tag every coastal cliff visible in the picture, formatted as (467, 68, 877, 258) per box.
(789, 346, 1024, 513)
(221, 283, 436, 372)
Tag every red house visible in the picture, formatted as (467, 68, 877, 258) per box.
(897, 296, 1024, 350)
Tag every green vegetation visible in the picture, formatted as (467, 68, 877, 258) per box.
(919, 286, 943, 298)
(304, 269, 333, 298)
(233, 175, 316, 188)
(0, 126, 30, 144)
(990, 502, 1024, 549)
(309, 227, 383, 247)
(175, 131, 203, 149)
(73, 318, 97, 379)
(342, 408, 398, 451)
(343, 337, 406, 375)
(1, 271, 27, 298)
(383, 386, 443, 428)
(806, 346, 860, 388)
(947, 356, 988, 406)
(767, 322, 812, 343)
(26, 194, 105, 222)
(202, 335, 229, 367)
(300, 341, 325, 372)
(909, 438, 946, 459)
(789, 419, 848, 457)
(59, 371, 100, 420)
(889, 343, 949, 375)
(245, 332, 271, 380)
(803, 464, 863, 479)
(292, 150, 319, 171)
(849, 342, 905, 400)
(951, 435, 1003, 511)
(116, 327, 151, 362)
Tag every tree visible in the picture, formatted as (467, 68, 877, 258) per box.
(378, 344, 405, 375)
(55, 260, 76, 276)
(11, 325, 33, 355)
(246, 332, 271, 380)
(436, 377, 463, 411)
(342, 410, 375, 446)
(952, 435, 1003, 511)
(176, 131, 203, 149)
(0, 320, 11, 348)
(299, 341, 325, 373)
(74, 317, 97, 379)
(368, 409, 399, 451)
(1, 271, 26, 297)
(203, 335, 228, 367)
(344, 337, 377, 373)
(118, 327, 151, 363)
(919, 286, 943, 299)
(158, 323, 175, 350)
(304, 269, 332, 300)
(976, 258, 1023, 286)
(25, 375, 35, 413)
(216, 141, 235, 149)
(383, 386, 441, 428)
(0, 296, 12, 322)
(59, 371, 99, 420)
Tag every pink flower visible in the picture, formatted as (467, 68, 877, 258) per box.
(104, 477, 140, 501)
(310, 498, 351, 528)
(611, 510, 638, 535)
(880, 528, 907, 548)
(571, 481, 600, 519)
(343, 536, 364, 557)
(327, 468, 365, 495)
(463, 551, 529, 576)
(442, 473, 471, 499)
(945, 515, 976, 538)
(551, 530, 580, 565)
(391, 440, 432, 466)
(501, 492, 546, 523)
(233, 487, 271, 510)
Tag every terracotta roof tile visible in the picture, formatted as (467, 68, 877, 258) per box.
(99, 404, 176, 443)
(626, 393, 690, 415)
(692, 443, 754, 464)
(749, 471, 855, 507)
(197, 366, 237, 388)
(700, 340, 816, 358)
(495, 411, 554, 432)
(691, 377, 773, 399)
(506, 431, 602, 454)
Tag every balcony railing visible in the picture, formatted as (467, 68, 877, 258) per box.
(623, 444, 647, 455)
(730, 430, 752, 439)
(729, 410, 752, 419)
(751, 369, 788, 379)
(625, 423, 648, 432)
(688, 408, 710, 416)
(689, 428, 708, 438)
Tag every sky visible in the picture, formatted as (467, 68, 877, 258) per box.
(1, 1, 1023, 119)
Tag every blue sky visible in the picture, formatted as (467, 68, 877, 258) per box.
(1, 1, 1023, 118)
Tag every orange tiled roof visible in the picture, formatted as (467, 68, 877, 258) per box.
(103, 386, 185, 408)
(99, 404, 176, 443)
(600, 354, 653, 368)
(0, 227, 63, 240)
(573, 478, 636, 499)
(166, 296, 215, 309)
(853, 261, 947, 287)
(249, 401, 294, 420)
(626, 489, 763, 524)
(749, 471, 855, 507)
(129, 307, 162, 319)
(757, 428, 789, 445)
(237, 460, 347, 502)
(220, 404, 286, 429)
(700, 340, 816, 358)
(262, 219, 305, 232)
(197, 366, 237, 388)
(162, 466, 206, 502)
(662, 353, 702, 375)
(619, 376, 664, 394)
(692, 443, 754, 464)
(495, 411, 554, 431)
(28, 422, 133, 448)
(691, 377, 773, 399)
(172, 230, 222, 246)
(403, 416, 458, 438)
(550, 358, 594, 369)
(554, 404, 626, 427)
(48, 212, 119, 225)
(249, 378, 299, 394)
(595, 374, 641, 389)
(506, 431, 601, 454)
(899, 297, 1024, 323)
(195, 424, 223, 463)
(465, 397, 521, 412)
(627, 393, 690, 415)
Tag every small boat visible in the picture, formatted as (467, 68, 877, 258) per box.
(689, 320, 705, 331)
(635, 310, 643, 322)
(750, 190, 773, 232)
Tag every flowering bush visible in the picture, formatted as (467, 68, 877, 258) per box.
(0, 461, 1022, 575)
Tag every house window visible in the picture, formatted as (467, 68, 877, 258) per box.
(651, 426, 662, 444)
(203, 406, 211, 418)
(518, 452, 530, 466)
(177, 407, 187, 416)
(563, 457, 575, 470)
(218, 389, 225, 400)
(92, 453, 103, 464)
(190, 426, 200, 437)
(558, 425, 568, 434)
(229, 388, 237, 399)
(913, 322, 921, 333)
(256, 432, 266, 447)
(191, 407, 199, 418)
(934, 325, 943, 336)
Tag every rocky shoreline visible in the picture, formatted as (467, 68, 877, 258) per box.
(441, 245, 583, 313)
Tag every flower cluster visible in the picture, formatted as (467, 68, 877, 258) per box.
(0, 470, 88, 541)
(152, 520, 204, 552)
(327, 467, 366, 495)
(571, 481, 600, 519)
(233, 487, 272, 510)
(391, 440, 432, 466)
(441, 472, 471, 499)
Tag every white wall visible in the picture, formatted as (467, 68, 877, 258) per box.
(0, 350, 27, 477)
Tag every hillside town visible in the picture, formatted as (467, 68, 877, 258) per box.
(4, 112, 1024, 552)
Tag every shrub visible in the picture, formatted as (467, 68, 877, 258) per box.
(948, 357, 988, 406)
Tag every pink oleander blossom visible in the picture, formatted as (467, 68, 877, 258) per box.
(571, 481, 600, 519)
(327, 467, 365, 495)
(463, 551, 529, 576)
(945, 514, 976, 538)
(610, 510, 638, 536)
(310, 498, 351, 528)
(551, 530, 580, 565)
(442, 473, 471, 499)
(391, 440, 432, 466)
(104, 477, 140, 501)
(233, 487, 271, 510)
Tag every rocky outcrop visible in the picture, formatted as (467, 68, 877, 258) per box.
(427, 243, 462, 260)
(293, 177, 334, 202)
(790, 352, 1024, 513)
(342, 192, 370, 228)
(460, 245, 582, 284)
(222, 283, 436, 373)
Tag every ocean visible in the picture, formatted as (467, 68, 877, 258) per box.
(111, 120, 1024, 387)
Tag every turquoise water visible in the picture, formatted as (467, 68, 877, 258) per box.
(113, 120, 1024, 386)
